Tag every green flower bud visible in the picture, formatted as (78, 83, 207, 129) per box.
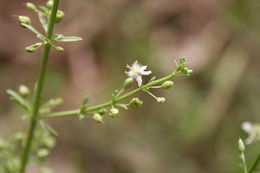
(43, 137, 56, 148)
(18, 16, 31, 27)
(49, 98, 63, 107)
(26, 2, 36, 11)
(98, 108, 107, 115)
(123, 78, 134, 89)
(14, 132, 25, 141)
(55, 46, 64, 51)
(55, 10, 65, 23)
(19, 85, 29, 97)
(79, 114, 85, 120)
(161, 81, 174, 89)
(182, 67, 193, 75)
(129, 98, 143, 108)
(109, 107, 119, 118)
(156, 97, 165, 103)
(93, 113, 104, 123)
(25, 43, 43, 53)
(25, 46, 36, 53)
(46, 0, 54, 8)
(238, 138, 245, 152)
(37, 148, 49, 161)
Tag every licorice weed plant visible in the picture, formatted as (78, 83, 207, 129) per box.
(0, 0, 193, 172)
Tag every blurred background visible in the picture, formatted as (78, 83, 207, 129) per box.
(0, 0, 260, 172)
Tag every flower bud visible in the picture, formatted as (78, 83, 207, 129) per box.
(79, 114, 85, 120)
(25, 46, 36, 53)
(55, 10, 65, 23)
(18, 16, 31, 27)
(93, 113, 104, 123)
(14, 132, 25, 141)
(26, 2, 36, 11)
(25, 43, 43, 53)
(37, 148, 49, 161)
(55, 46, 64, 51)
(156, 97, 165, 103)
(43, 137, 56, 148)
(129, 98, 143, 108)
(46, 0, 54, 8)
(238, 138, 245, 152)
(19, 85, 29, 97)
(98, 108, 107, 115)
(182, 67, 193, 75)
(161, 81, 174, 89)
(123, 78, 134, 89)
(49, 98, 63, 107)
(109, 107, 119, 118)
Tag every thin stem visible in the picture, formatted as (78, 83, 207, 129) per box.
(249, 152, 260, 173)
(42, 71, 180, 118)
(19, 1, 60, 173)
(240, 152, 248, 173)
(145, 90, 158, 99)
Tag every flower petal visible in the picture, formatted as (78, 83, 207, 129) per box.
(142, 70, 152, 75)
(245, 132, 256, 145)
(242, 122, 253, 134)
(141, 65, 147, 71)
(136, 76, 142, 87)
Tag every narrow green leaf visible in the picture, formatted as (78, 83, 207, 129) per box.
(58, 36, 83, 42)
(38, 12, 48, 32)
(39, 6, 49, 14)
(6, 89, 29, 111)
(82, 96, 89, 105)
(25, 42, 44, 53)
(149, 76, 157, 83)
(117, 104, 128, 110)
(21, 23, 45, 41)
(40, 121, 58, 137)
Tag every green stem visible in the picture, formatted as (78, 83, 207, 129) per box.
(42, 71, 180, 119)
(240, 152, 248, 173)
(248, 152, 260, 173)
(19, 1, 60, 172)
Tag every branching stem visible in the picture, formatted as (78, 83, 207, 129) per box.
(19, 0, 60, 172)
(41, 71, 181, 119)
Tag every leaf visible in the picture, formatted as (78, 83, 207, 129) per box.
(149, 76, 156, 83)
(79, 97, 89, 114)
(80, 105, 87, 114)
(58, 36, 83, 42)
(39, 6, 49, 15)
(25, 42, 44, 53)
(39, 106, 51, 114)
(117, 104, 128, 110)
(40, 98, 63, 114)
(36, 34, 46, 41)
(6, 89, 29, 111)
(21, 23, 45, 41)
(82, 96, 89, 105)
(40, 121, 58, 137)
(38, 12, 48, 32)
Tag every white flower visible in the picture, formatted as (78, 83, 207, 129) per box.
(242, 121, 260, 144)
(126, 61, 152, 87)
